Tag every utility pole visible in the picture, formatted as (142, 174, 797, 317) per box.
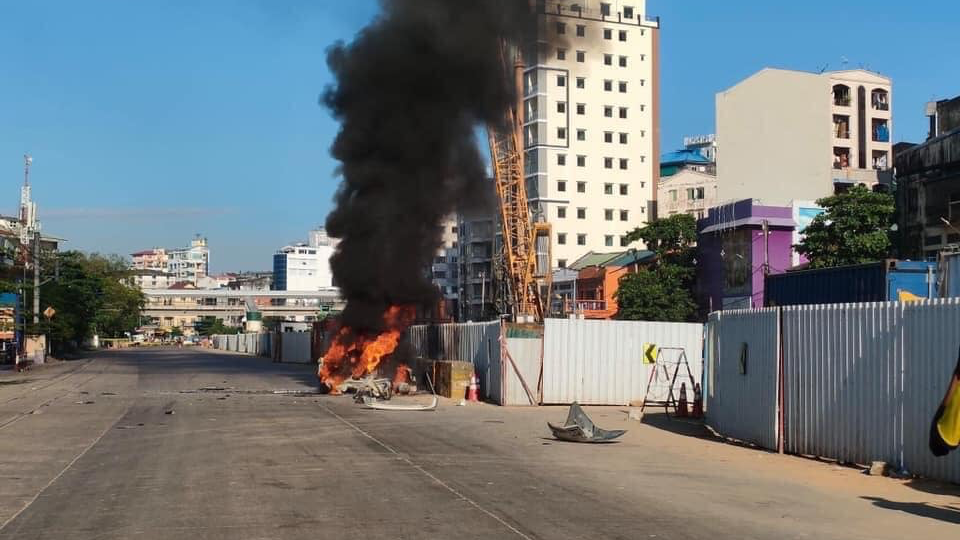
(479, 270, 486, 321)
(762, 219, 770, 276)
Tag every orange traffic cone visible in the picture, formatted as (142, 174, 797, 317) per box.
(692, 383, 703, 418)
(677, 383, 689, 417)
(467, 373, 479, 402)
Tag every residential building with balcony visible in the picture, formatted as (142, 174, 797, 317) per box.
(522, 0, 660, 268)
(716, 68, 892, 206)
(272, 235, 335, 292)
(561, 249, 654, 319)
(167, 236, 210, 284)
(130, 248, 167, 271)
(431, 215, 460, 315)
(657, 169, 717, 220)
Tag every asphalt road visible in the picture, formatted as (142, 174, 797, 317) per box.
(0, 348, 957, 539)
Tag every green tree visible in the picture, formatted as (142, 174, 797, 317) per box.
(795, 185, 895, 269)
(195, 316, 241, 336)
(40, 252, 144, 350)
(615, 214, 698, 322)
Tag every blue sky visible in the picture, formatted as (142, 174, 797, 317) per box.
(2, 1, 957, 271)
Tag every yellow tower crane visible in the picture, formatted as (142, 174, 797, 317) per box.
(487, 45, 552, 322)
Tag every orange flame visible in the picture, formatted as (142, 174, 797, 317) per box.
(318, 305, 416, 392)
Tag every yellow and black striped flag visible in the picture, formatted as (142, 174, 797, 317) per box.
(930, 345, 960, 457)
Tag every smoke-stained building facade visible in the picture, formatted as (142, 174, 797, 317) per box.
(522, 0, 660, 268)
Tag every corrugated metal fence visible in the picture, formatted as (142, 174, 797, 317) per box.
(406, 322, 502, 401)
(542, 318, 704, 406)
(211, 333, 273, 358)
(706, 309, 780, 449)
(706, 299, 960, 484)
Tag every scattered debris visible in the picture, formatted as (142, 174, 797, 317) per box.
(548, 402, 626, 443)
(75, 400, 95, 405)
(164, 410, 175, 415)
(101, 392, 117, 396)
(362, 395, 438, 411)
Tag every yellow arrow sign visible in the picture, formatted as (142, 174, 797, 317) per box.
(643, 343, 658, 364)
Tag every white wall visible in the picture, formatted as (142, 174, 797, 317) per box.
(716, 69, 832, 206)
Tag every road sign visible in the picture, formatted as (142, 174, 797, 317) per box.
(43, 306, 56, 318)
(643, 343, 658, 364)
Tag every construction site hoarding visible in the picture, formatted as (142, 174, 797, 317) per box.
(705, 309, 780, 450)
(542, 318, 704, 406)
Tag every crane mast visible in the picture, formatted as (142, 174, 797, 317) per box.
(488, 44, 552, 322)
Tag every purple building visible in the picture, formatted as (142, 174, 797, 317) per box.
(697, 200, 796, 311)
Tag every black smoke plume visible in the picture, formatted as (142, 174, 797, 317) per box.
(323, 0, 537, 330)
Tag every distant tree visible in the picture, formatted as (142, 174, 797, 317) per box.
(40, 252, 144, 349)
(615, 214, 698, 322)
(195, 316, 241, 336)
(795, 186, 895, 269)
(169, 326, 184, 338)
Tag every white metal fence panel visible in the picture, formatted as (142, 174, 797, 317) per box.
(280, 332, 313, 364)
(542, 319, 703, 406)
(503, 338, 542, 406)
(707, 309, 780, 449)
(902, 299, 960, 483)
(783, 303, 903, 466)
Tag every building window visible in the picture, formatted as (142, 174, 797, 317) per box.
(577, 207, 586, 219)
(619, 132, 628, 144)
(557, 206, 567, 219)
(619, 30, 628, 41)
(604, 132, 613, 143)
(623, 6, 634, 19)
(604, 183, 614, 195)
(576, 77, 585, 89)
(576, 129, 586, 141)
(558, 259, 567, 268)
(576, 103, 585, 115)
(556, 22, 566, 34)
(640, 79, 645, 86)
(557, 127, 566, 139)
(576, 24, 585, 37)
(605, 235, 614, 247)
(620, 236, 629, 247)
(619, 158, 629, 170)
(600, 3, 611, 16)
(558, 233, 567, 245)
(576, 50, 585, 62)
(619, 81, 627, 93)
(577, 155, 586, 167)
(557, 101, 566, 113)
(619, 56, 627, 68)
(557, 75, 566, 87)
(557, 154, 566, 166)
(671, 190, 678, 201)
(577, 234, 587, 246)
(604, 79, 613, 92)
(604, 105, 613, 118)
(576, 181, 586, 193)
(604, 157, 613, 169)
(640, 104, 646, 111)
(619, 107, 628, 119)
(605, 209, 614, 221)
(558, 180, 566, 192)
(620, 210, 629, 221)
(604, 54, 613, 66)
(619, 184, 628, 195)
(556, 48, 566, 60)
(833, 84, 851, 106)
(603, 28, 612, 40)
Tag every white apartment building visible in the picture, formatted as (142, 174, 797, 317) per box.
(717, 68, 892, 206)
(524, 0, 660, 268)
(657, 170, 718, 220)
(166, 236, 210, 284)
(272, 228, 336, 291)
(432, 215, 459, 301)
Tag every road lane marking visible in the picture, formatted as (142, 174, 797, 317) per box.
(319, 402, 535, 540)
